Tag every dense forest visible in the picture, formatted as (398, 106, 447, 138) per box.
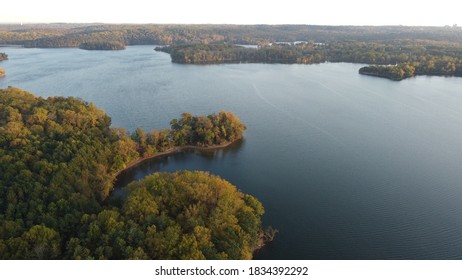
(0, 87, 258, 259)
(155, 43, 325, 64)
(119, 171, 265, 259)
(79, 42, 126, 51)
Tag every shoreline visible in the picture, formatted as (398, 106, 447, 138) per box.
(114, 138, 242, 177)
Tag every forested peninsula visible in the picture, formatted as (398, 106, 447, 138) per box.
(0, 87, 266, 259)
(358, 65, 415, 81)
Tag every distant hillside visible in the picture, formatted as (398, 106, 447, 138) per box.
(1, 24, 462, 48)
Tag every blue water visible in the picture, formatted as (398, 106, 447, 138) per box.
(2, 46, 462, 259)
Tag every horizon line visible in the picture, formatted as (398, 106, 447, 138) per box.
(0, 22, 460, 28)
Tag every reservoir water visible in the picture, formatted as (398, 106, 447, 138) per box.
(2, 46, 462, 259)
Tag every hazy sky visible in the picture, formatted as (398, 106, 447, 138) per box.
(2, 0, 461, 26)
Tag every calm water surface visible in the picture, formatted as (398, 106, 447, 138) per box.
(2, 46, 462, 259)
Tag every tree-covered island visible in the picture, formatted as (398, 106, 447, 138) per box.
(0, 87, 268, 259)
(359, 55, 462, 80)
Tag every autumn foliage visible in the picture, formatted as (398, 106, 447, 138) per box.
(0, 88, 257, 259)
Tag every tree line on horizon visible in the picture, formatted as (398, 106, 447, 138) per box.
(1, 24, 462, 48)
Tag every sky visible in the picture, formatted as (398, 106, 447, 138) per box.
(2, 0, 461, 26)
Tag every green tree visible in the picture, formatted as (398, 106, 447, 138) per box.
(22, 225, 61, 259)
(123, 187, 159, 223)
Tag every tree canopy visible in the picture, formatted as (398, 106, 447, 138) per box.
(119, 171, 264, 259)
(0, 87, 257, 259)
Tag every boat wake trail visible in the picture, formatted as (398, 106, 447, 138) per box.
(251, 83, 342, 145)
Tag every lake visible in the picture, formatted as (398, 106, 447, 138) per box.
(2, 46, 462, 259)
